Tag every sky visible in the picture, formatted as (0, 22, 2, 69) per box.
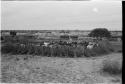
(1, 1, 122, 31)
(2, 0, 124, 1)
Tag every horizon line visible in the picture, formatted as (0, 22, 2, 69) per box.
(1, 29, 122, 31)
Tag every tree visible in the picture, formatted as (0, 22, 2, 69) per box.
(1, 36, 4, 40)
(60, 35, 69, 40)
(70, 35, 78, 40)
(88, 28, 111, 38)
(10, 31, 17, 37)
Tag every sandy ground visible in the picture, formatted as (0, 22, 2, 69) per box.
(1, 53, 122, 83)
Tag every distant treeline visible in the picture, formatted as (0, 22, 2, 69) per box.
(1, 30, 122, 33)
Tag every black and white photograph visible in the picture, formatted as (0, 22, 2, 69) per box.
(1, 0, 122, 83)
(1, 0, 122, 1)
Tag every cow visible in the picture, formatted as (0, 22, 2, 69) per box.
(87, 42, 98, 49)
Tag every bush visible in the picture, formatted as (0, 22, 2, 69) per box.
(1, 43, 15, 54)
(83, 40, 114, 57)
(27, 45, 36, 55)
(101, 59, 122, 76)
(1, 40, 114, 58)
(75, 46, 85, 57)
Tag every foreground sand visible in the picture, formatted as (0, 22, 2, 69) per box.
(1, 53, 122, 83)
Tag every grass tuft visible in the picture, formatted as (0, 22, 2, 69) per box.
(101, 59, 122, 76)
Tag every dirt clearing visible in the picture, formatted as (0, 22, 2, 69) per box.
(1, 53, 122, 83)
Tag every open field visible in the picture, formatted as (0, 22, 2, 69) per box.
(1, 1, 122, 83)
(1, 53, 122, 83)
(110, 41, 122, 52)
(1, 30, 122, 83)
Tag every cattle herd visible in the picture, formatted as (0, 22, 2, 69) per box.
(19, 40, 99, 50)
(2, 35, 113, 58)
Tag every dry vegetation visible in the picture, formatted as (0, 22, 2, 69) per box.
(1, 40, 114, 57)
(101, 59, 122, 76)
(1, 34, 122, 83)
(1, 53, 122, 83)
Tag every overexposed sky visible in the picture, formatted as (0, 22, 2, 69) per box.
(1, 1, 122, 30)
(2, 0, 124, 1)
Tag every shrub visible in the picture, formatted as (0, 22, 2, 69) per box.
(75, 46, 85, 57)
(1, 43, 15, 54)
(84, 48, 96, 57)
(1, 40, 114, 58)
(84, 40, 114, 57)
(10, 31, 17, 37)
(101, 59, 122, 76)
(117, 50, 122, 53)
(27, 45, 36, 55)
